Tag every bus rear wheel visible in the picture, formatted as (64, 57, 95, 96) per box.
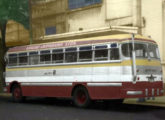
(12, 85, 24, 103)
(73, 86, 91, 108)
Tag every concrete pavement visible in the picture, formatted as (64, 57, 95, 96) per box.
(124, 96, 165, 107)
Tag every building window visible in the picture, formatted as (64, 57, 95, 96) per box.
(68, 0, 101, 9)
(45, 26, 56, 35)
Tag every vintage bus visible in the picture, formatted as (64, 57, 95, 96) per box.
(4, 34, 164, 107)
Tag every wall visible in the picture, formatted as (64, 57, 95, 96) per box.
(141, 0, 165, 81)
(5, 0, 134, 46)
(5, 20, 30, 47)
(31, 0, 67, 42)
(5, 0, 67, 46)
(68, 0, 133, 32)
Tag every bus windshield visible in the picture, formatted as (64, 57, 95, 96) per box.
(148, 44, 160, 59)
(122, 43, 160, 59)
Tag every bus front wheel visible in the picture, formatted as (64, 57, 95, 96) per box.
(12, 85, 25, 103)
(73, 86, 91, 108)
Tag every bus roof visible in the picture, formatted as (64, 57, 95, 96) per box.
(8, 34, 156, 53)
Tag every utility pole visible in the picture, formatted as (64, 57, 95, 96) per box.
(162, 0, 165, 63)
(133, 0, 142, 35)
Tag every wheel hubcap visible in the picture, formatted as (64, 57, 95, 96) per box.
(77, 90, 86, 104)
(14, 88, 21, 99)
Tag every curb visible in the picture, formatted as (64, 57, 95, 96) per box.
(124, 96, 165, 107)
(0, 93, 11, 97)
(124, 101, 165, 107)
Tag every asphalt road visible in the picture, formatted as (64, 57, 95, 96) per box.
(0, 96, 165, 120)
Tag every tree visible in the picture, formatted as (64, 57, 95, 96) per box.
(0, 0, 30, 92)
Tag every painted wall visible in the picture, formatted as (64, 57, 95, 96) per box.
(6, 20, 30, 46)
(141, 0, 165, 80)
(68, 0, 133, 32)
(142, 0, 163, 57)
(5, 0, 134, 46)
(68, 1, 106, 32)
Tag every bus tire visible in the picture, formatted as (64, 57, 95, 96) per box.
(12, 85, 25, 103)
(73, 86, 91, 108)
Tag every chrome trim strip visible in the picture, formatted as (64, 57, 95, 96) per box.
(157, 89, 159, 96)
(87, 83, 122, 87)
(145, 89, 148, 96)
(7, 60, 122, 69)
(152, 88, 155, 96)
(21, 83, 72, 86)
(127, 91, 143, 95)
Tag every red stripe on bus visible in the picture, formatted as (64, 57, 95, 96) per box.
(6, 81, 163, 99)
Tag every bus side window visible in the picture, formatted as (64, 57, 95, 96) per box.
(8, 54, 17, 66)
(29, 51, 39, 65)
(122, 43, 132, 57)
(40, 50, 51, 64)
(52, 49, 64, 63)
(65, 47, 77, 63)
(95, 45, 108, 61)
(110, 48, 120, 60)
(18, 53, 28, 65)
(79, 46, 92, 62)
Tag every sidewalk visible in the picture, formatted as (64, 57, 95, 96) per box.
(0, 93, 11, 97)
(124, 96, 165, 107)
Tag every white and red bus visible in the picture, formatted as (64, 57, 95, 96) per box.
(4, 34, 164, 107)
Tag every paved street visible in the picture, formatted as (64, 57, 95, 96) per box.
(0, 95, 165, 120)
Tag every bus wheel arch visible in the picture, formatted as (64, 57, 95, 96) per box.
(10, 82, 24, 102)
(10, 81, 20, 93)
(72, 85, 91, 108)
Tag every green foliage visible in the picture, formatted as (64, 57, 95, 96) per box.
(0, 0, 29, 29)
(0, 0, 30, 91)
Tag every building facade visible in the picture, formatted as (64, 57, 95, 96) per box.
(3, 0, 165, 81)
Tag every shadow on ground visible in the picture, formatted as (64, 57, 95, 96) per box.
(1, 96, 164, 113)
(1, 96, 165, 120)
